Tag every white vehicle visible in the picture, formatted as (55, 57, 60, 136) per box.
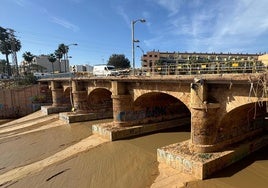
(33, 72, 51, 79)
(93, 65, 119, 76)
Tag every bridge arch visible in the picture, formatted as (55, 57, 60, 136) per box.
(62, 87, 71, 105)
(133, 86, 191, 111)
(87, 88, 113, 113)
(131, 92, 191, 125)
(215, 102, 267, 148)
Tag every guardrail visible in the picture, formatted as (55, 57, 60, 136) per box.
(140, 61, 268, 76)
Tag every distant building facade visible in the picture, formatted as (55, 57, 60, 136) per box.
(33, 55, 69, 73)
(258, 54, 268, 66)
(20, 55, 69, 74)
(141, 50, 262, 73)
(70, 64, 93, 73)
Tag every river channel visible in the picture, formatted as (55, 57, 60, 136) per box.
(0, 114, 267, 188)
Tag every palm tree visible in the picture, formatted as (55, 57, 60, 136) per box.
(0, 27, 11, 76)
(12, 38, 21, 75)
(58, 43, 68, 72)
(54, 49, 63, 73)
(22, 51, 35, 74)
(0, 27, 21, 76)
(0, 59, 6, 74)
(48, 53, 57, 74)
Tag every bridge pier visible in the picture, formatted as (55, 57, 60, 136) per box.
(59, 80, 91, 123)
(71, 80, 89, 112)
(51, 81, 64, 107)
(190, 80, 221, 153)
(41, 81, 70, 115)
(157, 78, 268, 180)
(112, 94, 133, 127)
(111, 81, 135, 127)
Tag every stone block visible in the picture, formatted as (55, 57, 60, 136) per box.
(157, 134, 268, 179)
(92, 118, 190, 141)
(59, 111, 112, 123)
(41, 105, 70, 115)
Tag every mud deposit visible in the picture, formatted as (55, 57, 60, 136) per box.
(0, 111, 267, 188)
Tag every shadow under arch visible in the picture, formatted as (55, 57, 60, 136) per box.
(87, 88, 113, 114)
(62, 87, 71, 106)
(133, 92, 191, 125)
(215, 102, 267, 147)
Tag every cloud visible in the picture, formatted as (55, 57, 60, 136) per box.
(154, 0, 182, 16)
(50, 17, 79, 32)
(145, 0, 268, 53)
(115, 5, 130, 27)
(206, 0, 268, 51)
(13, 0, 25, 7)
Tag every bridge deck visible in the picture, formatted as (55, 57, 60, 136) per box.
(39, 73, 267, 85)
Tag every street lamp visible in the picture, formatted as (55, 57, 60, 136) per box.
(132, 19, 146, 75)
(66, 43, 78, 72)
(137, 45, 145, 75)
(136, 45, 144, 54)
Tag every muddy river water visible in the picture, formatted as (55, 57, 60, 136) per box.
(0, 112, 267, 188)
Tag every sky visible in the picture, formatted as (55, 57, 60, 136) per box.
(1, 0, 268, 67)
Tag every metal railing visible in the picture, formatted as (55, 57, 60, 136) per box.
(140, 61, 268, 76)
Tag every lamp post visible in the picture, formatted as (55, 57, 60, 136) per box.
(132, 19, 146, 75)
(136, 45, 145, 74)
(136, 45, 144, 54)
(66, 43, 78, 72)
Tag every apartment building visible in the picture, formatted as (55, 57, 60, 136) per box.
(141, 50, 261, 73)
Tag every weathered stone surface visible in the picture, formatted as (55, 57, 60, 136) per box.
(39, 72, 268, 179)
(158, 134, 268, 179)
(92, 118, 190, 141)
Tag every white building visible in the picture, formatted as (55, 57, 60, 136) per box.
(31, 55, 69, 73)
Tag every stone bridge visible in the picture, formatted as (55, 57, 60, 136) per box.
(39, 73, 268, 179)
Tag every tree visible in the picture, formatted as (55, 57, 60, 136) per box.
(107, 54, 130, 69)
(22, 51, 35, 74)
(48, 53, 57, 74)
(11, 37, 21, 75)
(0, 27, 21, 76)
(0, 59, 6, 74)
(0, 27, 11, 75)
(58, 43, 68, 72)
(54, 49, 63, 72)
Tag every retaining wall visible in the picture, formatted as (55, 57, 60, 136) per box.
(0, 85, 49, 118)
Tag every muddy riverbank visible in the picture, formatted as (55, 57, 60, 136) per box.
(0, 112, 267, 188)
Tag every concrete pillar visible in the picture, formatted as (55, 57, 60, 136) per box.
(72, 80, 88, 112)
(190, 80, 220, 153)
(51, 81, 64, 107)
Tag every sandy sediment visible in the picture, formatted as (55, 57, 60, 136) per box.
(0, 135, 108, 186)
(0, 111, 191, 188)
(0, 111, 268, 188)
